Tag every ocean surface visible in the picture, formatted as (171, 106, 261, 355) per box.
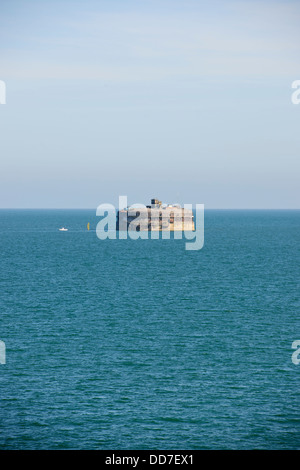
(0, 209, 299, 450)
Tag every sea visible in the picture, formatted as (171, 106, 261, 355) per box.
(0, 209, 299, 450)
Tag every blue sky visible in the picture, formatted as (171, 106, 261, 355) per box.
(0, 0, 299, 208)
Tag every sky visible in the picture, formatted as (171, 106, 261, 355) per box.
(0, 0, 299, 208)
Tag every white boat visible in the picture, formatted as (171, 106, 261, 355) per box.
(59, 227, 68, 231)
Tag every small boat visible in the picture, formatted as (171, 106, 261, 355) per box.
(59, 227, 68, 231)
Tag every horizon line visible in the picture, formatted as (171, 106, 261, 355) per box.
(0, 208, 299, 211)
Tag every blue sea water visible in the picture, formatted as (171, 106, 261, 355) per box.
(0, 209, 299, 450)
